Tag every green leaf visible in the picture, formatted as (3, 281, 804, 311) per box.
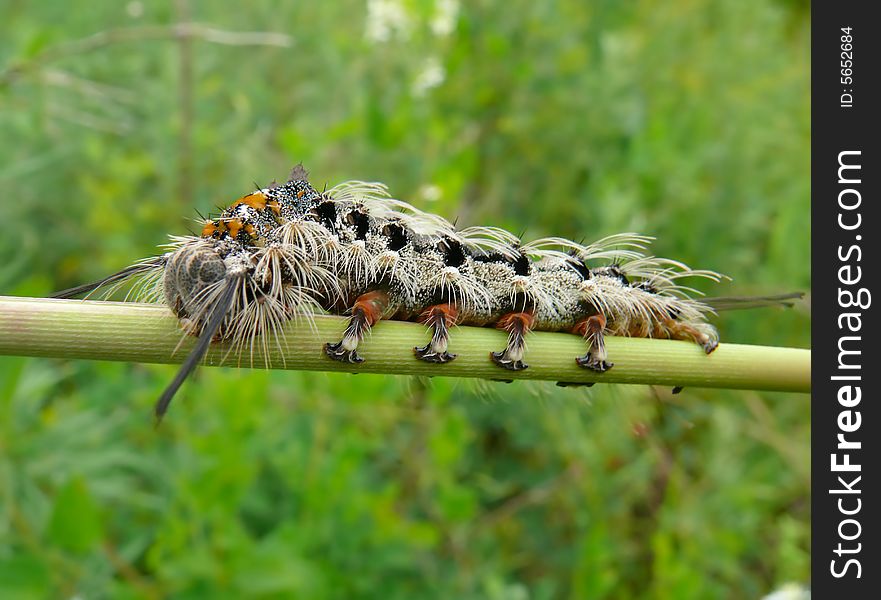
(0, 554, 51, 600)
(21, 31, 55, 59)
(46, 476, 104, 553)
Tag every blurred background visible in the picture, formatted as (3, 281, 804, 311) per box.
(0, 1, 810, 598)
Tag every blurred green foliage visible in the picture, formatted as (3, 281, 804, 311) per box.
(1, 0, 809, 598)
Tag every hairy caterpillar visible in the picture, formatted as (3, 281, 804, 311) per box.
(53, 165, 800, 420)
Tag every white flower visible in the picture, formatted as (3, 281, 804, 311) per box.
(412, 57, 445, 96)
(418, 184, 442, 202)
(126, 1, 143, 18)
(761, 583, 811, 600)
(365, 0, 411, 43)
(431, 0, 459, 37)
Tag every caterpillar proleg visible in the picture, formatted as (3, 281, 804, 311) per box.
(52, 165, 800, 420)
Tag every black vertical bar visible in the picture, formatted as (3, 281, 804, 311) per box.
(812, 1, 879, 595)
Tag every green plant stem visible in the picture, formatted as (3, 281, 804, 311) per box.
(0, 296, 810, 393)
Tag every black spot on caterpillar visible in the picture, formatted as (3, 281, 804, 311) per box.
(437, 237, 467, 268)
(382, 222, 409, 252)
(345, 208, 370, 241)
(51, 166, 802, 421)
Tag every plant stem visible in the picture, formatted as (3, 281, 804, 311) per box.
(0, 296, 810, 393)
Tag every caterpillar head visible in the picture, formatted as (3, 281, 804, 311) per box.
(163, 240, 229, 331)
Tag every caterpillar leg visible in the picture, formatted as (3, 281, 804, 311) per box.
(414, 303, 458, 363)
(324, 290, 390, 364)
(490, 311, 535, 371)
(665, 320, 719, 354)
(574, 313, 613, 372)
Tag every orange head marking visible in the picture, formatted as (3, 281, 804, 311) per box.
(225, 218, 244, 239)
(267, 199, 282, 217)
(201, 221, 220, 238)
(235, 192, 267, 211)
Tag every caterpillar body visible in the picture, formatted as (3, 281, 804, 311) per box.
(53, 165, 798, 420)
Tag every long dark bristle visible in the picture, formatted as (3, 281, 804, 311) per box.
(154, 275, 240, 424)
(50, 262, 160, 299)
(703, 292, 804, 311)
